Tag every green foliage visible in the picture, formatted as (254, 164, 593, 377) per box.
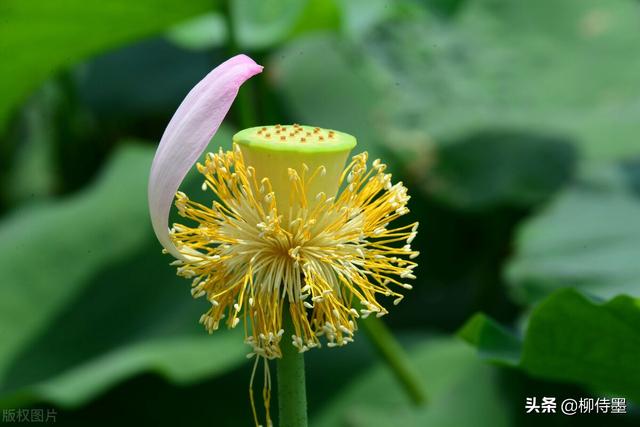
(0, 0, 213, 134)
(336, 0, 392, 39)
(427, 130, 577, 209)
(459, 289, 640, 402)
(457, 313, 520, 366)
(230, 0, 339, 50)
(438, 0, 640, 161)
(0, 132, 246, 409)
(313, 338, 510, 427)
(231, 0, 307, 49)
(0, 145, 153, 381)
(1, 0, 639, 424)
(5, 84, 59, 204)
(166, 13, 228, 51)
(273, 0, 640, 208)
(507, 165, 640, 303)
(4, 334, 245, 408)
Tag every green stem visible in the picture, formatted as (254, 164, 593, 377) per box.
(361, 316, 427, 405)
(277, 308, 308, 427)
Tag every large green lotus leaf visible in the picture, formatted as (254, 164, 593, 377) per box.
(0, 229, 246, 408)
(335, 0, 392, 39)
(231, 0, 339, 50)
(457, 312, 520, 367)
(312, 338, 510, 427)
(506, 164, 640, 303)
(0, 0, 213, 134)
(166, 13, 228, 51)
(426, 130, 577, 209)
(75, 38, 215, 120)
(459, 289, 640, 403)
(3, 333, 245, 409)
(378, 0, 640, 161)
(0, 144, 154, 380)
(460, 0, 640, 161)
(273, 0, 640, 210)
(231, 0, 308, 50)
(0, 129, 246, 408)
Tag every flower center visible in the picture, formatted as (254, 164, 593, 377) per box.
(233, 125, 357, 214)
(235, 124, 356, 149)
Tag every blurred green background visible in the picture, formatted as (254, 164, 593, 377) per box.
(1, 0, 640, 425)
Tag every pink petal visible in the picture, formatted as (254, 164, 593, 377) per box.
(148, 54, 263, 259)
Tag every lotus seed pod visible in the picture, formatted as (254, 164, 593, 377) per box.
(233, 124, 357, 212)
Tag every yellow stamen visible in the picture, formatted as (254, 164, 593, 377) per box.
(169, 127, 418, 426)
(172, 144, 417, 352)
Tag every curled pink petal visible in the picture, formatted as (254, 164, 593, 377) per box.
(148, 54, 263, 259)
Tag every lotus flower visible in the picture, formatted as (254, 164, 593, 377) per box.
(148, 54, 418, 426)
